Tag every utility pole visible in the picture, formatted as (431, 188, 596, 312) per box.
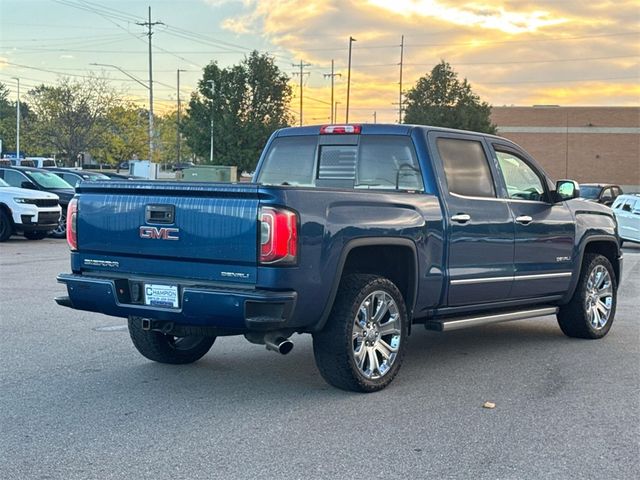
(137, 6, 163, 161)
(398, 35, 404, 124)
(323, 60, 341, 124)
(292, 60, 311, 126)
(13, 78, 20, 158)
(176, 69, 186, 163)
(373, 111, 377, 124)
(207, 80, 215, 163)
(346, 36, 356, 123)
(334, 102, 340, 124)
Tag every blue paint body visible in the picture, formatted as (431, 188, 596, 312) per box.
(57, 124, 623, 334)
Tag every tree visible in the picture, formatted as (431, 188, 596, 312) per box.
(183, 51, 292, 172)
(96, 103, 148, 165)
(155, 110, 192, 166)
(26, 76, 120, 163)
(403, 61, 496, 134)
(0, 82, 37, 156)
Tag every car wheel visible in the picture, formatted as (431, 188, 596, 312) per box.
(557, 253, 617, 339)
(24, 231, 48, 240)
(313, 274, 408, 392)
(0, 209, 13, 242)
(128, 316, 216, 364)
(50, 210, 66, 238)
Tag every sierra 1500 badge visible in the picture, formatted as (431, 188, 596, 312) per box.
(139, 226, 179, 240)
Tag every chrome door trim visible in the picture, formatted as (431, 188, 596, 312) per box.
(514, 272, 572, 281)
(451, 271, 572, 285)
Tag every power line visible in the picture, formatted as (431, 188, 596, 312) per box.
(292, 60, 311, 126)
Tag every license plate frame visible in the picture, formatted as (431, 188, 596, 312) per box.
(144, 283, 179, 309)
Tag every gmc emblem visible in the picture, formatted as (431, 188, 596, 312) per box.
(139, 226, 180, 241)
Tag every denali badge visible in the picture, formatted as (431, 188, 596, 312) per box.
(139, 226, 180, 240)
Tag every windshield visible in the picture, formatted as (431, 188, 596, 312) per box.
(81, 173, 110, 181)
(0, 179, 9, 187)
(25, 170, 73, 189)
(580, 186, 602, 199)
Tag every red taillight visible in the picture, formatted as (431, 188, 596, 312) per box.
(259, 207, 298, 265)
(320, 124, 362, 135)
(66, 198, 78, 251)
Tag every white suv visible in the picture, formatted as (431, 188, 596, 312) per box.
(0, 178, 61, 241)
(611, 194, 640, 245)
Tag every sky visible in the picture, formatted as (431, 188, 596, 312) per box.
(1, 0, 639, 124)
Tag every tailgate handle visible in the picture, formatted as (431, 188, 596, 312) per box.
(146, 204, 175, 224)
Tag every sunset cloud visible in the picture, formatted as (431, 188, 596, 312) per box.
(209, 1, 639, 121)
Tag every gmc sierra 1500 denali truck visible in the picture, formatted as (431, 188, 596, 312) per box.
(56, 124, 623, 392)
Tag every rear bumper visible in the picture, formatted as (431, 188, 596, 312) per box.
(56, 273, 297, 332)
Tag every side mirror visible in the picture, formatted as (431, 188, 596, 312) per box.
(555, 179, 580, 202)
(21, 181, 37, 190)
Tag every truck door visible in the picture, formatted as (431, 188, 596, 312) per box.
(490, 144, 575, 298)
(428, 132, 515, 306)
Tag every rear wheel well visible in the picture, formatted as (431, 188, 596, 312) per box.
(342, 245, 417, 318)
(583, 240, 620, 284)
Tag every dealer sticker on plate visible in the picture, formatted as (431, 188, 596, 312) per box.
(144, 284, 179, 308)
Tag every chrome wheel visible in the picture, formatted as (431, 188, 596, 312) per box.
(585, 265, 613, 330)
(352, 290, 401, 380)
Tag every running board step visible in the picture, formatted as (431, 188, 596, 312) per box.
(425, 306, 558, 332)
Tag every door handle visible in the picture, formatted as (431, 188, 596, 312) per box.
(515, 215, 533, 225)
(451, 214, 471, 223)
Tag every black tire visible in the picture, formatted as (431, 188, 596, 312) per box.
(313, 274, 408, 392)
(557, 253, 617, 339)
(49, 210, 66, 238)
(0, 209, 13, 242)
(24, 230, 48, 240)
(128, 316, 216, 364)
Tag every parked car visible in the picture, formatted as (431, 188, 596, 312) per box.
(611, 194, 640, 245)
(9, 158, 36, 167)
(45, 168, 111, 188)
(172, 161, 195, 171)
(579, 183, 623, 206)
(100, 172, 145, 181)
(0, 178, 61, 241)
(26, 157, 58, 168)
(56, 123, 623, 392)
(0, 166, 74, 238)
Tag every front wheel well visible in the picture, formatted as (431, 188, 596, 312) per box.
(583, 240, 620, 284)
(342, 244, 417, 317)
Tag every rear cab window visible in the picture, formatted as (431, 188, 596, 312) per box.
(257, 134, 425, 192)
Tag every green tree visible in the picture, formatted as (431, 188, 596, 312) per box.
(96, 103, 148, 165)
(404, 61, 496, 134)
(26, 76, 119, 163)
(155, 110, 192, 167)
(0, 82, 38, 156)
(183, 51, 292, 172)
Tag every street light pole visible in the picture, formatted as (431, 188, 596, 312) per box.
(346, 36, 356, 123)
(207, 80, 214, 164)
(177, 69, 186, 163)
(13, 77, 20, 159)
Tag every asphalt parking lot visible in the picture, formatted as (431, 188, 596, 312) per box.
(1, 238, 638, 480)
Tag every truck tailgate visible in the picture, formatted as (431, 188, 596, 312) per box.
(76, 181, 259, 279)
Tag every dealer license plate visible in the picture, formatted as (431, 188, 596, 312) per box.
(144, 284, 179, 308)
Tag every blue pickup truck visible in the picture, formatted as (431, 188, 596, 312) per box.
(57, 124, 623, 392)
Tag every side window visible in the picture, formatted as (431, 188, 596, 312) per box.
(495, 151, 545, 202)
(622, 199, 636, 212)
(600, 188, 613, 200)
(258, 136, 317, 186)
(3, 170, 27, 188)
(356, 136, 423, 191)
(62, 173, 80, 187)
(436, 138, 495, 198)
